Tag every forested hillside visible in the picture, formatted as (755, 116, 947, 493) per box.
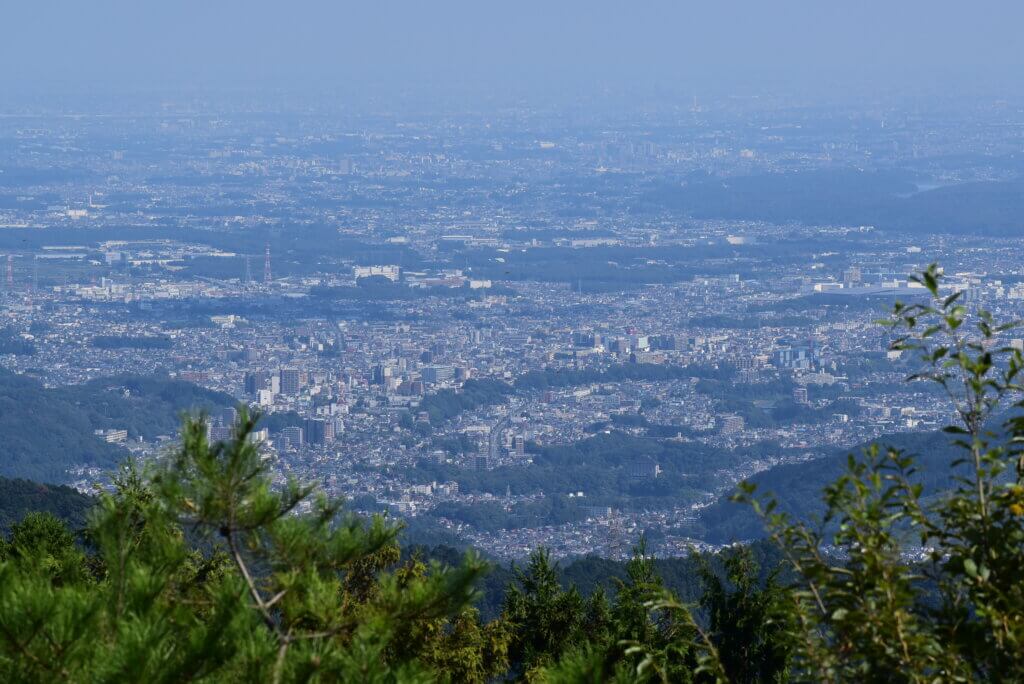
(698, 427, 965, 542)
(0, 369, 234, 481)
(0, 477, 93, 532)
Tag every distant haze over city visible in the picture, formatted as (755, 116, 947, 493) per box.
(3, 1, 1024, 99)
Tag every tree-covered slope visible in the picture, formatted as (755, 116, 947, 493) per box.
(68, 374, 236, 440)
(698, 427, 968, 543)
(0, 369, 235, 482)
(0, 477, 93, 532)
(0, 372, 126, 482)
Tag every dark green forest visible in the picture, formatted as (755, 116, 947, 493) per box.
(0, 477, 93, 533)
(698, 427, 967, 543)
(0, 369, 235, 481)
(417, 378, 514, 424)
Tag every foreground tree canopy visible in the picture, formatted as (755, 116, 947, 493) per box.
(1, 265, 1023, 682)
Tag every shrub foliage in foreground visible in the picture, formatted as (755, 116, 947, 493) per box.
(0, 413, 506, 682)
(1, 264, 1023, 682)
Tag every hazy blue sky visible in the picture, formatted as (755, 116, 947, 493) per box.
(4, 1, 1023, 98)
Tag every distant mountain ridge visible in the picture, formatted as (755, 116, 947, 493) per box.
(646, 170, 1024, 236)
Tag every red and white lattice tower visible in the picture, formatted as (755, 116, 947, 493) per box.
(263, 243, 272, 283)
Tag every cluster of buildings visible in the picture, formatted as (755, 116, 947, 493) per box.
(2, 96, 1023, 557)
